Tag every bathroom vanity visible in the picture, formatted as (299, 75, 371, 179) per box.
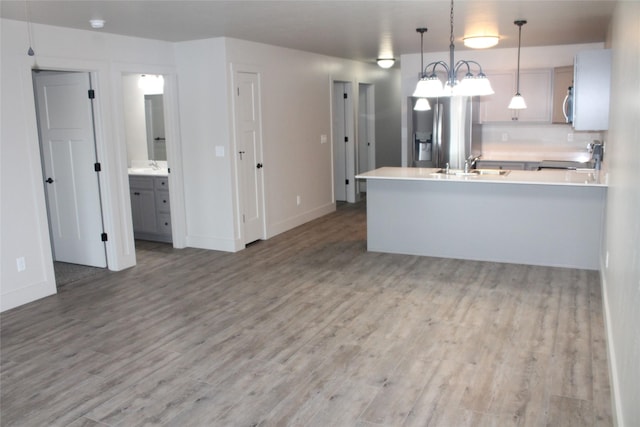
(128, 171, 172, 243)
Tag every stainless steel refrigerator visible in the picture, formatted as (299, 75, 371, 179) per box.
(411, 96, 482, 170)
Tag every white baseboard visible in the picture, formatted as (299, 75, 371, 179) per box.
(1, 280, 56, 313)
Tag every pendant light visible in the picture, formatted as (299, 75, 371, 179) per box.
(412, 28, 431, 111)
(413, 0, 493, 99)
(24, 0, 34, 56)
(508, 20, 527, 109)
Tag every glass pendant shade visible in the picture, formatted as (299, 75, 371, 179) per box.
(508, 94, 527, 109)
(413, 76, 444, 98)
(414, 98, 431, 111)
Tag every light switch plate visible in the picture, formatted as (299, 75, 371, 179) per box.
(215, 146, 225, 157)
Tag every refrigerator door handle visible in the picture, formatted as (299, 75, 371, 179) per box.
(436, 103, 443, 166)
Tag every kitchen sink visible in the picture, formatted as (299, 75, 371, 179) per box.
(431, 168, 510, 177)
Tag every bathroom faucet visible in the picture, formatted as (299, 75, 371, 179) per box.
(149, 160, 159, 170)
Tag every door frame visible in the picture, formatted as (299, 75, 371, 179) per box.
(114, 67, 187, 251)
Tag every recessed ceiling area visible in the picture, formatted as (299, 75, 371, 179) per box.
(0, 1, 616, 64)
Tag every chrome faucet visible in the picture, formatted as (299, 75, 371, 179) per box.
(590, 141, 604, 170)
(149, 160, 159, 170)
(467, 155, 481, 169)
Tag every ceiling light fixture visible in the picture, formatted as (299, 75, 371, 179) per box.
(377, 58, 395, 69)
(138, 74, 165, 94)
(412, 28, 431, 111)
(413, 0, 494, 100)
(89, 19, 105, 29)
(463, 35, 499, 49)
(508, 20, 527, 110)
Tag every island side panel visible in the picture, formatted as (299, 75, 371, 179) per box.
(365, 179, 606, 269)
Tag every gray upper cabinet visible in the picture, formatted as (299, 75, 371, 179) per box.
(573, 49, 611, 131)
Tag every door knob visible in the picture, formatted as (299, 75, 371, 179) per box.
(256, 163, 263, 169)
(45, 177, 54, 184)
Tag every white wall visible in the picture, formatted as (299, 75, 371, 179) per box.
(1, 19, 176, 311)
(174, 37, 401, 250)
(601, 2, 640, 425)
(400, 43, 605, 165)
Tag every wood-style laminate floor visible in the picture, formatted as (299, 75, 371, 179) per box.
(0, 201, 612, 426)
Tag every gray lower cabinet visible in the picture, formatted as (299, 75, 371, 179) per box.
(476, 160, 540, 171)
(129, 175, 172, 243)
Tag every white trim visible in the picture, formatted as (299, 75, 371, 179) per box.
(0, 280, 56, 312)
(601, 271, 624, 426)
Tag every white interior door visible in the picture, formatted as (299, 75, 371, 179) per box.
(332, 81, 355, 202)
(34, 71, 107, 268)
(357, 83, 375, 194)
(235, 70, 265, 245)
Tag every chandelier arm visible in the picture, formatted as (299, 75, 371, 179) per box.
(424, 61, 450, 77)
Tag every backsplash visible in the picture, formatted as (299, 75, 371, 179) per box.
(480, 123, 602, 162)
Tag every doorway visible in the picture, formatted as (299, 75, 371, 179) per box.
(33, 70, 107, 273)
(332, 81, 355, 203)
(121, 73, 174, 245)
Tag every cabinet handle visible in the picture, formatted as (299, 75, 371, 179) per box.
(257, 163, 263, 169)
(163, 200, 167, 203)
(134, 192, 140, 195)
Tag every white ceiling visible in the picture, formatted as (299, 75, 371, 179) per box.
(1, 1, 616, 66)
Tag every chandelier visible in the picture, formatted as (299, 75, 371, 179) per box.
(413, 0, 494, 106)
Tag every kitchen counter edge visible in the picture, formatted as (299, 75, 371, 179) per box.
(356, 167, 607, 187)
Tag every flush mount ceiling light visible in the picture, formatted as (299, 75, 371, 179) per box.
(377, 58, 395, 69)
(463, 35, 499, 49)
(89, 19, 105, 29)
(413, 0, 494, 101)
(508, 20, 528, 110)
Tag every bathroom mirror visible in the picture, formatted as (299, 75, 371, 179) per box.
(122, 73, 166, 164)
(144, 94, 166, 161)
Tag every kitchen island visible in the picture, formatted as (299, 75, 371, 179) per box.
(356, 167, 607, 270)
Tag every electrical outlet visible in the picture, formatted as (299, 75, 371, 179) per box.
(16, 257, 26, 272)
(501, 132, 508, 142)
(567, 133, 574, 142)
(296, 195, 301, 206)
(320, 134, 327, 144)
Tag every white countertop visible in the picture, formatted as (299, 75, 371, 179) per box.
(128, 167, 168, 177)
(356, 167, 607, 187)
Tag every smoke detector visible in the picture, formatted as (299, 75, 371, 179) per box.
(89, 19, 105, 29)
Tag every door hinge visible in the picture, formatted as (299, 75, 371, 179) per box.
(343, 93, 348, 99)
(101, 232, 108, 242)
(242, 214, 245, 223)
(88, 89, 95, 99)
(237, 87, 240, 96)
(344, 136, 348, 142)
(345, 179, 349, 185)
(94, 162, 101, 172)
